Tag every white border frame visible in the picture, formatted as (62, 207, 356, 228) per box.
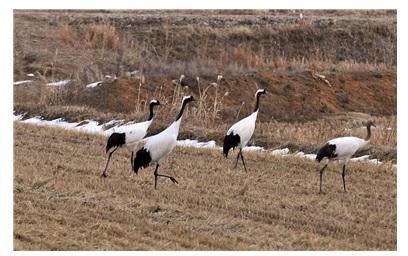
(2, 1, 402, 256)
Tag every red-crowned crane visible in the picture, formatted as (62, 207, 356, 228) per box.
(101, 100, 161, 177)
(316, 121, 376, 193)
(223, 89, 267, 171)
(132, 96, 195, 189)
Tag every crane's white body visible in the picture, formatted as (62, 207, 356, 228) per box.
(142, 119, 181, 163)
(227, 111, 258, 148)
(327, 136, 369, 161)
(115, 120, 153, 150)
(132, 96, 195, 189)
(101, 99, 161, 178)
(317, 122, 374, 193)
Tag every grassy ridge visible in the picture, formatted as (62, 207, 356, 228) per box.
(14, 10, 396, 80)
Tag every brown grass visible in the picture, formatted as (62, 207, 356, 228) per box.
(14, 10, 396, 81)
(14, 122, 396, 250)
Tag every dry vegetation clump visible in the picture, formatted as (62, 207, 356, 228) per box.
(14, 122, 396, 250)
(14, 68, 396, 124)
(58, 23, 122, 51)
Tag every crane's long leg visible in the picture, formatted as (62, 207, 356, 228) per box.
(342, 164, 347, 192)
(240, 150, 248, 172)
(101, 147, 118, 177)
(234, 150, 240, 168)
(319, 164, 328, 193)
(153, 164, 178, 189)
(131, 151, 134, 171)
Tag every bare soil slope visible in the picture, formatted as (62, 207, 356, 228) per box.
(13, 10, 396, 122)
(14, 123, 396, 250)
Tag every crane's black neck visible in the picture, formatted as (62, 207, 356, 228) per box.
(254, 93, 262, 112)
(147, 103, 156, 121)
(176, 101, 188, 121)
(365, 124, 372, 141)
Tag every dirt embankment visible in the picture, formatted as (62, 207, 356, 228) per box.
(13, 10, 396, 122)
(15, 70, 394, 122)
(106, 70, 395, 122)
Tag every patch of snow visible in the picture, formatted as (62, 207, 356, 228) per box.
(348, 155, 383, 165)
(350, 155, 370, 161)
(22, 116, 79, 129)
(14, 80, 33, 85)
(368, 159, 382, 165)
(27, 73, 35, 77)
(13, 113, 25, 121)
(295, 152, 317, 160)
(86, 81, 102, 88)
(177, 139, 217, 149)
(22, 116, 44, 124)
(45, 118, 79, 129)
(47, 80, 72, 86)
(74, 120, 103, 134)
(243, 146, 265, 152)
(271, 148, 290, 156)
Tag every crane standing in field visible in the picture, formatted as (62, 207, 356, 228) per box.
(133, 96, 195, 189)
(316, 121, 376, 193)
(101, 100, 161, 177)
(223, 89, 267, 171)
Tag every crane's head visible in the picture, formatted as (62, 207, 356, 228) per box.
(150, 99, 161, 107)
(182, 95, 195, 104)
(255, 89, 267, 97)
(179, 74, 185, 82)
(366, 120, 376, 128)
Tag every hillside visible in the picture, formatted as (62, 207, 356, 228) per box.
(13, 10, 396, 123)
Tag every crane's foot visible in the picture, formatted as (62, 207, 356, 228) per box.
(169, 177, 178, 184)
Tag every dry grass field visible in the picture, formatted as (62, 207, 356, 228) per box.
(14, 122, 396, 250)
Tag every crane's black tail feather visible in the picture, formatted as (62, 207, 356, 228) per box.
(316, 143, 337, 162)
(106, 132, 125, 153)
(223, 133, 240, 158)
(133, 148, 152, 174)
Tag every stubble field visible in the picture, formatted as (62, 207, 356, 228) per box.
(14, 122, 396, 250)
